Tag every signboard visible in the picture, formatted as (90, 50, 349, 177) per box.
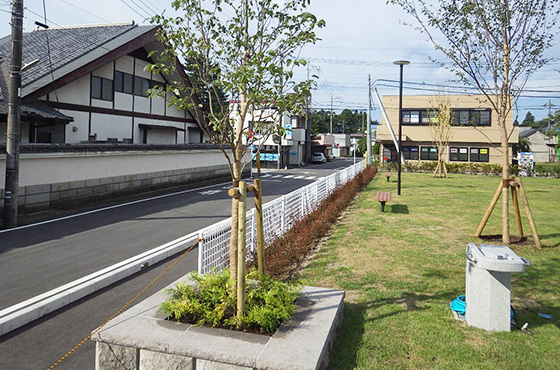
(285, 124, 292, 140)
(519, 152, 534, 176)
(259, 153, 279, 162)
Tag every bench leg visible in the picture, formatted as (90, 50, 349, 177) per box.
(386, 176, 390, 182)
(380, 201, 386, 212)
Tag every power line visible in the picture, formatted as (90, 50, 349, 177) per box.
(119, 0, 149, 19)
(55, 0, 110, 23)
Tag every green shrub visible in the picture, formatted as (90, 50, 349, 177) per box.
(160, 269, 301, 335)
(534, 162, 560, 178)
(265, 165, 377, 280)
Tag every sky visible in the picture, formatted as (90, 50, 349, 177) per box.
(1, 0, 560, 124)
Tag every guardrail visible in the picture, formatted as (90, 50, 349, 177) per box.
(197, 160, 366, 274)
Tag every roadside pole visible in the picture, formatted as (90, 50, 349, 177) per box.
(3, 0, 24, 228)
(366, 75, 372, 167)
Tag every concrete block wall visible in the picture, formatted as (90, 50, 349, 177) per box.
(0, 145, 251, 218)
(0, 164, 237, 217)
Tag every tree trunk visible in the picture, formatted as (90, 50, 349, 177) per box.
(500, 109, 511, 244)
(230, 79, 248, 281)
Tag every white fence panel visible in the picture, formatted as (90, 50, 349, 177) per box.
(198, 160, 366, 274)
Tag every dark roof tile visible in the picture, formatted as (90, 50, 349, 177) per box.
(0, 23, 140, 88)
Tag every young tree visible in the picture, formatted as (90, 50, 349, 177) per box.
(149, 0, 323, 288)
(428, 96, 454, 178)
(389, 0, 560, 244)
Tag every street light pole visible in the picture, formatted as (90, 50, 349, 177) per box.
(393, 60, 410, 196)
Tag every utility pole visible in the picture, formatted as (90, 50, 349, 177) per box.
(544, 99, 555, 131)
(3, 0, 23, 228)
(366, 75, 372, 167)
(329, 94, 333, 134)
(305, 66, 312, 163)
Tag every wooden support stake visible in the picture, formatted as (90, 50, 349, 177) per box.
(475, 180, 504, 238)
(517, 179, 542, 249)
(253, 178, 265, 278)
(511, 183, 524, 238)
(256, 151, 261, 177)
(236, 181, 247, 320)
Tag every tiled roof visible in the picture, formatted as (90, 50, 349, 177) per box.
(0, 23, 141, 88)
(519, 128, 538, 138)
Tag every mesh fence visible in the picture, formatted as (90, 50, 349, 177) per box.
(198, 160, 366, 274)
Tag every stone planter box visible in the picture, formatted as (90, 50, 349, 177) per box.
(92, 276, 345, 370)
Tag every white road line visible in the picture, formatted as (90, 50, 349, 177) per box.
(0, 180, 233, 234)
(294, 175, 305, 179)
(283, 175, 295, 179)
(271, 174, 283, 178)
(305, 176, 316, 180)
(199, 189, 222, 196)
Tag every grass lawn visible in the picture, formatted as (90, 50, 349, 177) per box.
(301, 171, 560, 370)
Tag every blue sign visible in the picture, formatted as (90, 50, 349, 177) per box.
(259, 153, 279, 162)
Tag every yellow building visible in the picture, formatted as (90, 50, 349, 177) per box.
(377, 95, 518, 165)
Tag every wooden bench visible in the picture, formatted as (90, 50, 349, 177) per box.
(384, 173, 392, 182)
(375, 191, 391, 212)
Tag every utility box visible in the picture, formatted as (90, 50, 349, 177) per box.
(465, 243, 530, 331)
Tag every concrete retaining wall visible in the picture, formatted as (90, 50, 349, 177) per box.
(92, 277, 345, 370)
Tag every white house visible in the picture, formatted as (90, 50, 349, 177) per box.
(229, 101, 308, 167)
(519, 127, 557, 163)
(0, 22, 204, 145)
(0, 23, 244, 218)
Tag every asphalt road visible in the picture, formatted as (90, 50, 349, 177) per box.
(0, 159, 356, 370)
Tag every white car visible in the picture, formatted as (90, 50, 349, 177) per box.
(311, 152, 327, 164)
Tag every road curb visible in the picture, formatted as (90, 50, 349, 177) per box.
(0, 232, 199, 337)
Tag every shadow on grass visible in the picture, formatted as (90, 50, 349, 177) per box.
(327, 290, 459, 369)
(390, 204, 409, 214)
(539, 233, 560, 248)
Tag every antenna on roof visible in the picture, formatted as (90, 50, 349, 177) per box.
(35, 21, 49, 29)
(22, 59, 40, 71)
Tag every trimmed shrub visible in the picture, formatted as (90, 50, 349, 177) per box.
(263, 165, 378, 281)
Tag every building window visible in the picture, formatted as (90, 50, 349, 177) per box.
(134, 76, 151, 97)
(420, 146, 438, 160)
(452, 109, 491, 126)
(92, 76, 113, 101)
(470, 147, 490, 162)
(383, 145, 398, 162)
(402, 110, 421, 125)
(450, 147, 469, 161)
(402, 146, 419, 160)
(114, 71, 133, 94)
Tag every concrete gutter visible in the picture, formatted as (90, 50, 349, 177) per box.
(0, 232, 199, 337)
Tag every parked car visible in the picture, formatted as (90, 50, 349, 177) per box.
(311, 152, 327, 164)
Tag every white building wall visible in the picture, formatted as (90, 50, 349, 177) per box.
(114, 92, 133, 111)
(115, 56, 134, 74)
(92, 63, 114, 80)
(134, 95, 151, 113)
(146, 130, 177, 144)
(135, 59, 151, 79)
(151, 95, 166, 116)
(91, 113, 133, 141)
(165, 90, 185, 118)
(64, 110, 89, 143)
(52, 74, 90, 105)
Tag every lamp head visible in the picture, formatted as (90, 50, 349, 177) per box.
(393, 60, 410, 66)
